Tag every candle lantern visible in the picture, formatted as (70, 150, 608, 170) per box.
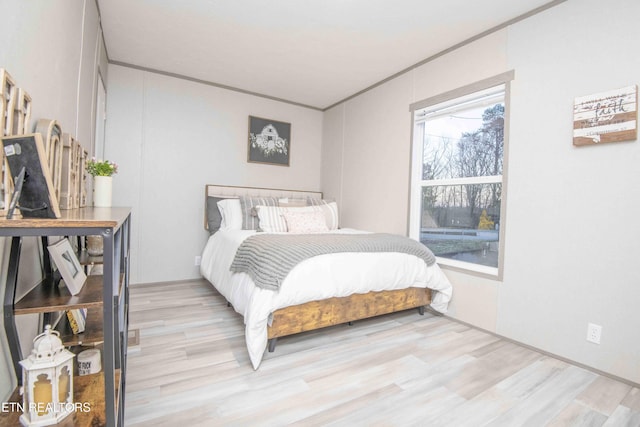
(19, 325, 75, 426)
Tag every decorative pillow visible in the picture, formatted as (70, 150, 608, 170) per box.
(206, 196, 226, 234)
(257, 205, 336, 232)
(217, 198, 242, 230)
(307, 198, 339, 230)
(256, 205, 288, 233)
(240, 196, 279, 230)
(283, 210, 329, 233)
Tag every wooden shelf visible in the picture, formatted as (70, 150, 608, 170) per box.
(14, 275, 105, 315)
(0, 371, 120, 427)
(14, 273, 125, 315)
(0, 207, 131, 231)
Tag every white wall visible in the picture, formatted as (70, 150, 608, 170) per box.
(0, 0, 104, 400)
(104, 66, 323, 284)
(341, 72, 414, 235)
(499, 0, 640, 384)
(322, 0, 640, 383)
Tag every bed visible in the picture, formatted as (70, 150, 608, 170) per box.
(200, 184, 453, 369)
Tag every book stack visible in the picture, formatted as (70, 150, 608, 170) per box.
(66, 308, 87, 334)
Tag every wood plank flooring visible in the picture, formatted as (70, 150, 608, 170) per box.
(124, 280, 640, 426)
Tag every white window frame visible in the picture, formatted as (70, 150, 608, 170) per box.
(409, 71, 514, 279)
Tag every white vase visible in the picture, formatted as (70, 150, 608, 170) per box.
(93, 176, 112, 207)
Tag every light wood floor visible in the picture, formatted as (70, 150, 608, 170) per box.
(124, 280, 640, 426)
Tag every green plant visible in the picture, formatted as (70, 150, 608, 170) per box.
(86, 158, 118, 177)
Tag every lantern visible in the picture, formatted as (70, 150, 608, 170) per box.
(19, 325, 75, 426)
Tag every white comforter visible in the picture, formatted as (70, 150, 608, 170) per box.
(200, 229, 453, 369)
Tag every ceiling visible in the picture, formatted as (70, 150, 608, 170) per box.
(98, 0, 560, 110)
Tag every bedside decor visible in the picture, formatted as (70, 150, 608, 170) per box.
(247, 116, 291, 166)
(86, 158, 117, 207)
(19, 325, 75, 426)
(573, 85, 637, 146)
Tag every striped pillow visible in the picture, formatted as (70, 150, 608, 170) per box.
(307, 199, 339, 230)
(240, 196, 278, 230)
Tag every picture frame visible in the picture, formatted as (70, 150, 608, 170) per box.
(573, 85, 638, 146)
(48, 238, 87, 295)
(2, 133, 61, 218)
(247, 116, 291, 166)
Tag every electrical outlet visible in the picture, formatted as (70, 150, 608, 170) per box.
(587, 323, 602, 344)
(194, 255, 202, 266)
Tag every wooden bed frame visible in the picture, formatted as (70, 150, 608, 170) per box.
(266, 287, 431, 351)
(204, 184, 432, 352)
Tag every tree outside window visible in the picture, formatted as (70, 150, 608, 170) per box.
(411, 83, 508, 274)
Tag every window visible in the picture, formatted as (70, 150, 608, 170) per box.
(409, 72, 513, 277)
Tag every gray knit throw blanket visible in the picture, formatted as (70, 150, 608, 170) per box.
(230, 233, 436, 291)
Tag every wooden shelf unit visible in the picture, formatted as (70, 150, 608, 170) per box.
(1, 207, 131, 427)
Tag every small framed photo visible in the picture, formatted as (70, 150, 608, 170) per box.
(48, 238, 87, 295)
(247, 116, 291, 166)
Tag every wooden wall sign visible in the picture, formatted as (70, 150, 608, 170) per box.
(60, 133, 79, 209)
(35, 119, 63, 203)
(1, 69, 17, 215)
(14, 88, 32, 135)
(573, 85, 638, 146)
(1, 69, 17, 136)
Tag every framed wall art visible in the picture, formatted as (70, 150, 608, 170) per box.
(573, 85, 637, 146)
(247, 116, 291, 166)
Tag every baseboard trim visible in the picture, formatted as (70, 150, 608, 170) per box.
(427, 308, 640, 389)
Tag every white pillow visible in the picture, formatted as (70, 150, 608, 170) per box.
(307, 199, 339, 230)
(317, 201, 339, 230)
(283, 210, 329, 233)
(217, 198, 242, 230)
(256, 205, 288, 233)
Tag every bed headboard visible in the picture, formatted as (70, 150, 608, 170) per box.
(204, 184, 323, 230)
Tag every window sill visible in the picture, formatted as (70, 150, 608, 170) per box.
(436, 257, 502, 281)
